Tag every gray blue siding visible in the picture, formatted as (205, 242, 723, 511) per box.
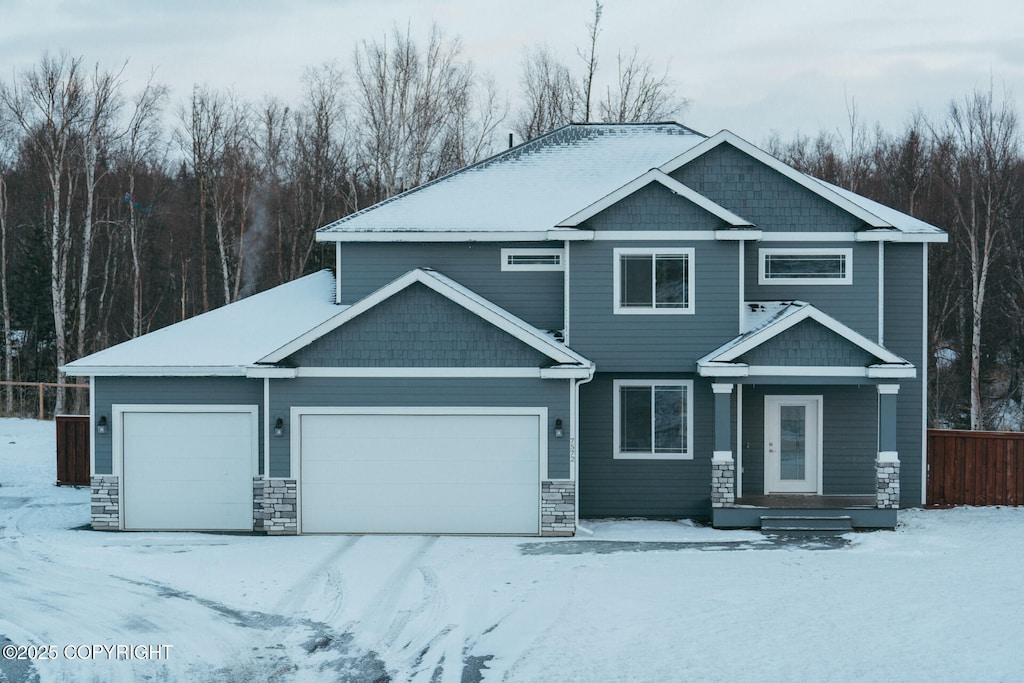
(289, 283, 549, 368)
(738, 319, 877, 367)
(339, 242, 563, 331)
(579, 182, 728, 231)
(671, 143, 866, 232)
(883, 243, 926, 505)
(739, 385, 877, 496)
(92, 377, 264, 475)
(744, 241, 880, 340)
(578, 373, 713, 519)
(268, 377, 571, 479)
(569, 240, 740, 370)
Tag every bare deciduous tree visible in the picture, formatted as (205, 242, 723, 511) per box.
(599, 48, 686, 124)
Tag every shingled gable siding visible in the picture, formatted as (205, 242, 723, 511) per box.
(745, 241, 880, 340)
(339, 242, 564, 332)
(569, 240, 738, 370)
(669, 143, 865, 232)
(740, 384, 877, 497)
(92, 377, 265, 475)
(884, 243, 925, 505)
(578, 373, 713, 519)
(577, 181, 729, 232)
(267, 377, 571, 479)
(287, 283, 549, 368)
(736, 319, 878, 367)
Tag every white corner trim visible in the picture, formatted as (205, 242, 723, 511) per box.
(877, 451, 900, 463)
(711, 383, 735, 394)
(877, 384, 901, 395)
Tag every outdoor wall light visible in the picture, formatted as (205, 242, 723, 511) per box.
(274, 418, 284, 437)
(96, 415, 108, 435)
(554, 418, 564, 438)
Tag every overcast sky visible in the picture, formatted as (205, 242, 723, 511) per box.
(2, 0, 1021, 145)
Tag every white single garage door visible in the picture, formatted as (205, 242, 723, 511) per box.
(299, 410, 542, 534)
(120, 407, 256, 530)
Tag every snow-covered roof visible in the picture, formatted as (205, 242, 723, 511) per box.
(317, 123, 706, 240)
(813, 178, 945, 236)
(62, 271, 342, 376)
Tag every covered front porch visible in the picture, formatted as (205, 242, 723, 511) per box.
(698, 302, 912, 531)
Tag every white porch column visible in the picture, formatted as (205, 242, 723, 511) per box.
(876, 384, 900, 509)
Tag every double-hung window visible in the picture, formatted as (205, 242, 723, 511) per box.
(613, 379, 693, 459)
(613, 247, 695, 314)
(758, 248, 852, 285)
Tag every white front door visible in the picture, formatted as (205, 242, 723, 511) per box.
(764, 396, 822, 494)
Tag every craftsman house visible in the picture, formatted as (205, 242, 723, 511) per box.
(63, 123, 946, 535)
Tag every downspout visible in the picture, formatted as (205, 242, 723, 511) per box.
(572, 369, 595, 534)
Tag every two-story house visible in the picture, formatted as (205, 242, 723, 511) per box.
(64, 123, 946, 535)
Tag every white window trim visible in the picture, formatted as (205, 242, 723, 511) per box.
(501, 248, 565, 271)
(613, 247, 695, 315)
(613, 379, 694, 460)
(758, 247, 853, 285)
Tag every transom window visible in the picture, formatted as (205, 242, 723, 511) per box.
(613, 248, 695, 314)
(613, 379, 693, 460)
(501, 248, 565, 271)
(759, 248, 852, 285)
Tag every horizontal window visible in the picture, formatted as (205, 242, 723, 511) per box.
(758, 248, 852, 285)
(501, 248, 565, 271)
(613, 248, 695, 314)
(613, 379, 693, 459)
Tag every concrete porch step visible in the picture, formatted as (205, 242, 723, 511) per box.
(760, 515, 853, 536)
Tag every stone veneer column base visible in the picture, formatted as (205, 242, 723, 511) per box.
(91, 475, 120, 530)
(876, 457, 901, 509)
(259, 478, 298, 534)
(541, 480, 575, 536)
(711, 458, 736, 508)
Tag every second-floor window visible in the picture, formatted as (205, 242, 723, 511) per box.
(759, 248, 852, 285)
(613, 247, 695, 314)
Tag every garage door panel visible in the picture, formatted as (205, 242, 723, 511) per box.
(300, 411, 542, 534)
(122, 410, 254, 531)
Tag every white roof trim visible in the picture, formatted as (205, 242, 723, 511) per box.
(698, 364, 915, 379)
(258, 268, 593, 368)
(659, 131, 893, 229)
(696, 301, 913, 375)
(61, 366, 247, 377)
(316, 229, 594, 243)
(557, 168, 754, 228)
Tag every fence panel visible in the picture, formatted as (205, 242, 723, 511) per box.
(927, 429, 1024, 507)
(56, 415, 91, 486)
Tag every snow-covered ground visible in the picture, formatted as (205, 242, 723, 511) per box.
(1, 417, 1023, 683)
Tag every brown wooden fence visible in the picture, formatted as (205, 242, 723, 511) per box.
(927, 429, 1024, 506)
(56, 415, 91, 486)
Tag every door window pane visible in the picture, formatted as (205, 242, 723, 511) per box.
(779, 405, 806, 480)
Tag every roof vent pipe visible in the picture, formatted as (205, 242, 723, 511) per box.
(509, 132, 514, 149)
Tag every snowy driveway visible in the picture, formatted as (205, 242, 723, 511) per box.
(2, 418, 1024, 682)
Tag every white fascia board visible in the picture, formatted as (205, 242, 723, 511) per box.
(855, 229, 948, 244)
(557, 169, 754, 228)
(59, 366, 246, 377)
(293, 367, 545, 378)
(715, 229, 763, 241)
(697, 363, 749, 377)
(540, 364, 595, 379)
(315, 230, 593, 243)
(659, 131, 892, 228)
(867, 365, 917, 379)
(245, 366, 299, 379)
(746, 366, 880, 377)
(593, 231, 717, 241)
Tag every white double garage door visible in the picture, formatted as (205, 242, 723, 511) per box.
(120, 406, 544, 534)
